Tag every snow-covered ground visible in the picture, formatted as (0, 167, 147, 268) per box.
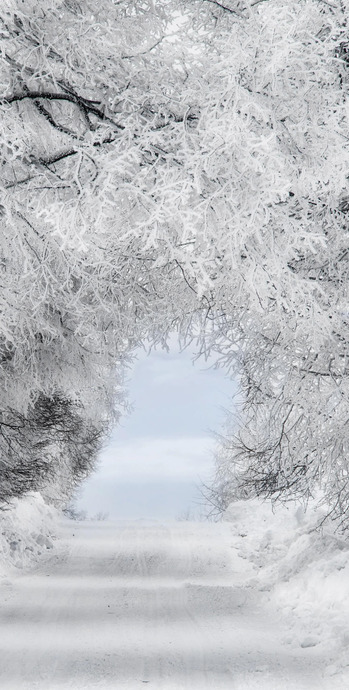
(0, 494, 348, 689)
(0, 493, 57, 575)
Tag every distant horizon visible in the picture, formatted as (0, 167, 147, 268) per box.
(76, 341, 236, 520)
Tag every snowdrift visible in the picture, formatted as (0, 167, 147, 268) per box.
(0, 492, 58, 576)
(225, 498, 349, 678)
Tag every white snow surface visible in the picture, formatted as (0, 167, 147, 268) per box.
(0, 492, 57, 575)
(0, 494, 348, 689)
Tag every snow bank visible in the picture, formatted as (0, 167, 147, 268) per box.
(0, 492, 58, 576)
(225, 498, 349, 679)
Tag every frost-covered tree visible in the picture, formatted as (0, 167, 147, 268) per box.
(0, 0, 203, 501)
(2, 0, 349, 524)
(190, 0, 349, 526)
(0, 0, 197, 412)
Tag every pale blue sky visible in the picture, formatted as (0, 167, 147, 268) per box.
(76, 339, 236, 520)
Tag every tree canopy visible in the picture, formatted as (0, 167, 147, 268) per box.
(1, 0, 349, 526)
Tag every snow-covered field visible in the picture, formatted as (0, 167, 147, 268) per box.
(0, 494, 348, 689)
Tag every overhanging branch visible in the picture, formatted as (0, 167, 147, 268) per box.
(1, 91, 125, 130)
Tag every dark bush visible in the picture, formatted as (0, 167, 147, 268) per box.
(0, 394, 107, 505)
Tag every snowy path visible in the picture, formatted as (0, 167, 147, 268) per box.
(0, 520, 342, 690)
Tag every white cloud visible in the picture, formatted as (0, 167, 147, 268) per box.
(98, 435, 216, 483)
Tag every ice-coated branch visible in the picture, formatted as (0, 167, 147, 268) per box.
(1, 91, 125, 130)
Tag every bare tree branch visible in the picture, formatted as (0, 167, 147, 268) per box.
(203, 0, 244, 16)
(1, 91, 125, 130)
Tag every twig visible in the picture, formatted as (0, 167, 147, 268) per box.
(203, 0, 244, 17)
(1, 91, 125, 130)
(122, 36, 166, 59)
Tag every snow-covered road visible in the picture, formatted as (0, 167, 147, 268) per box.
(0, 520, 343, 689)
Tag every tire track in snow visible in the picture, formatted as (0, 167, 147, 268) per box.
(0, 520, 342, 690)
